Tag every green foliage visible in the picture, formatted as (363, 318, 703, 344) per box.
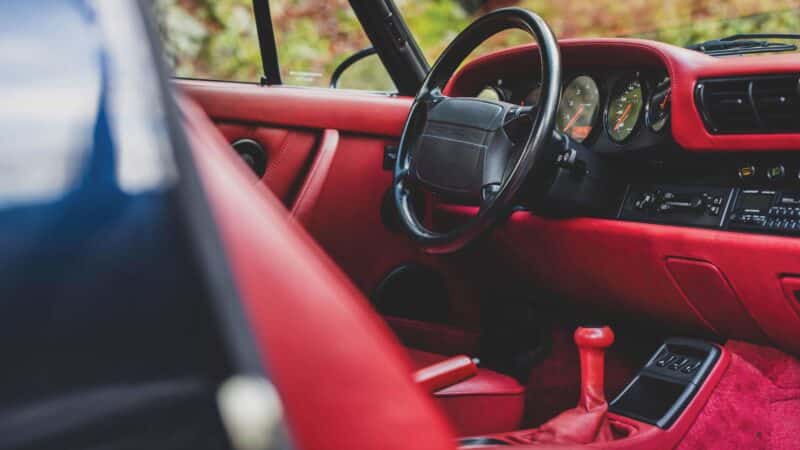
(155, 0, 800, 89)
(155, 0, 262, 81)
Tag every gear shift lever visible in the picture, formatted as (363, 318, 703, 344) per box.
(575, 325, 615, 411)
(525, 325, 616, 444)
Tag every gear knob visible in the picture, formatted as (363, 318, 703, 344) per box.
(575, 325, 615, 350)
(574, 326, 614, 411)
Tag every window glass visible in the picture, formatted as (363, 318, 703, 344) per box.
(154, 0, 262, 82)
(397, 0, 800, 64)
(270, 0, 393, 90)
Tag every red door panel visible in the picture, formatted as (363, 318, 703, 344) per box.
(176, 79, 488, 340)
(215, 123, 318, 205)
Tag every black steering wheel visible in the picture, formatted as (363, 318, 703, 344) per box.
(394, 8, 561, 254)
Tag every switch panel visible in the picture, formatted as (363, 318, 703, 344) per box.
(620, 185, 734, 228)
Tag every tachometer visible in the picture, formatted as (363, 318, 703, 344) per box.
(556, 75, 600, 142)
(606, 75, 644, 142)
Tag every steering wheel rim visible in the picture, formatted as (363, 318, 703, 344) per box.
(393, 7, 561, 254)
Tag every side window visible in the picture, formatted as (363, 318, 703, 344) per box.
(270, 0, 394, 91)
(153, 0, 262, 82)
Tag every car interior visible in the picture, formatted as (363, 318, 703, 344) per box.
(7, 1, 800, 449)
(171, 2, 800, 448)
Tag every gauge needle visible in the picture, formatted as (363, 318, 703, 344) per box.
(563, 104, 585, 132)
(660, 90, 671, 110)
(614, 103, 632, 131)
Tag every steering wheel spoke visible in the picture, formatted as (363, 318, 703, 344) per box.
(504, 105, 538, 143)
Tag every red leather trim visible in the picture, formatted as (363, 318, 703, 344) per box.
(666, 258, 767, 342)
(519, 327, 616, 445)
(575, 327, 614, 411)
(290, 129, 340, 225)
(181, 97, 457, 450)
(177, 79, 412, 138)
(407, 348, 525, 435)
(407, 349, 525, 396)
(413, 354, 477, 393)
(386, 316, 481, 356)
(779, 276, 800, 319)
(214, 123, 318, 205)
(436, 205, 800, 356)
(448, 38, 800, 152)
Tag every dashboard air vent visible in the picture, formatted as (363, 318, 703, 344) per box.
(695, 75, 800, 134)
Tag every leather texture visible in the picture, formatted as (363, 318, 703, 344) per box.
(408, 349, 525, 436)
(447, 38, 800, 152)
(215, 123, 318, 206)
(387, 316, 481, 357)
(437, 204, 800, 356)
(178, 80, 412, 137)
(290, 129, 340, 226)
(180, 97, 458, 450)
(413, 354, 477, 393)
(666, 258, 766, 342)
(523, 327, 615, 444)
(779, 276, 800, 320)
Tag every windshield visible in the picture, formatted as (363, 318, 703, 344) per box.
(397, 0, 800, 62)
(155, 0, 799, 90)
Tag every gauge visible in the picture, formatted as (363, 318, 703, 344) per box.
(477, 86, 503, 102)
(606, 75, 644, 142)
(556, 75, 600, 142)
(646, 77, 671, 132)
(523, 85, 542, 106)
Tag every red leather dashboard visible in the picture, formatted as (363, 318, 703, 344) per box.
(447, 38, 800, 152)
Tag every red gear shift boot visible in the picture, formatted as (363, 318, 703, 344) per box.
(524, 326, 616, 444)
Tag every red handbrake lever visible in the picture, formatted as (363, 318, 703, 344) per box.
(413, 355, 478, 393)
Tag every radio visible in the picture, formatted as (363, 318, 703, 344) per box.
(728, 190, 800, 234)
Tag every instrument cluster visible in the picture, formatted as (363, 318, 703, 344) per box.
(476, 70, 672, 153)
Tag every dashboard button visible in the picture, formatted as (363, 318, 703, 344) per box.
(656, 354, 676, 367)
(767, 165, 785, 182)
(681, 360, 703, 374)
(738, 165, 756, 180)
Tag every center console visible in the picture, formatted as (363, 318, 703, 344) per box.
(458, 335, 728, 449)
(609, 338, 721, 428)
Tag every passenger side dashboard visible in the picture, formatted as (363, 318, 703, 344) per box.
(439, 39, 800, 356)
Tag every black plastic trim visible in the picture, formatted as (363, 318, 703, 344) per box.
(253, 0, 282, 85)
(349, 0, 429, 95)
(695, 74, 800, 134)
(609, 338, 721, 429)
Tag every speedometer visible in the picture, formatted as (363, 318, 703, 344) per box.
(606, 74, 644, 142)
(556, 76, 600, 143)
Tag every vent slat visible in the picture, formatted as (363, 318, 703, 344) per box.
(696, 75, 800, 134)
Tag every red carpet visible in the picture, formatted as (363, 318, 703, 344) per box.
(677, 341, 800, 450)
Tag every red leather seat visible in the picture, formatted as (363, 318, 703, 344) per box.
(407, 348, 525, 436)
